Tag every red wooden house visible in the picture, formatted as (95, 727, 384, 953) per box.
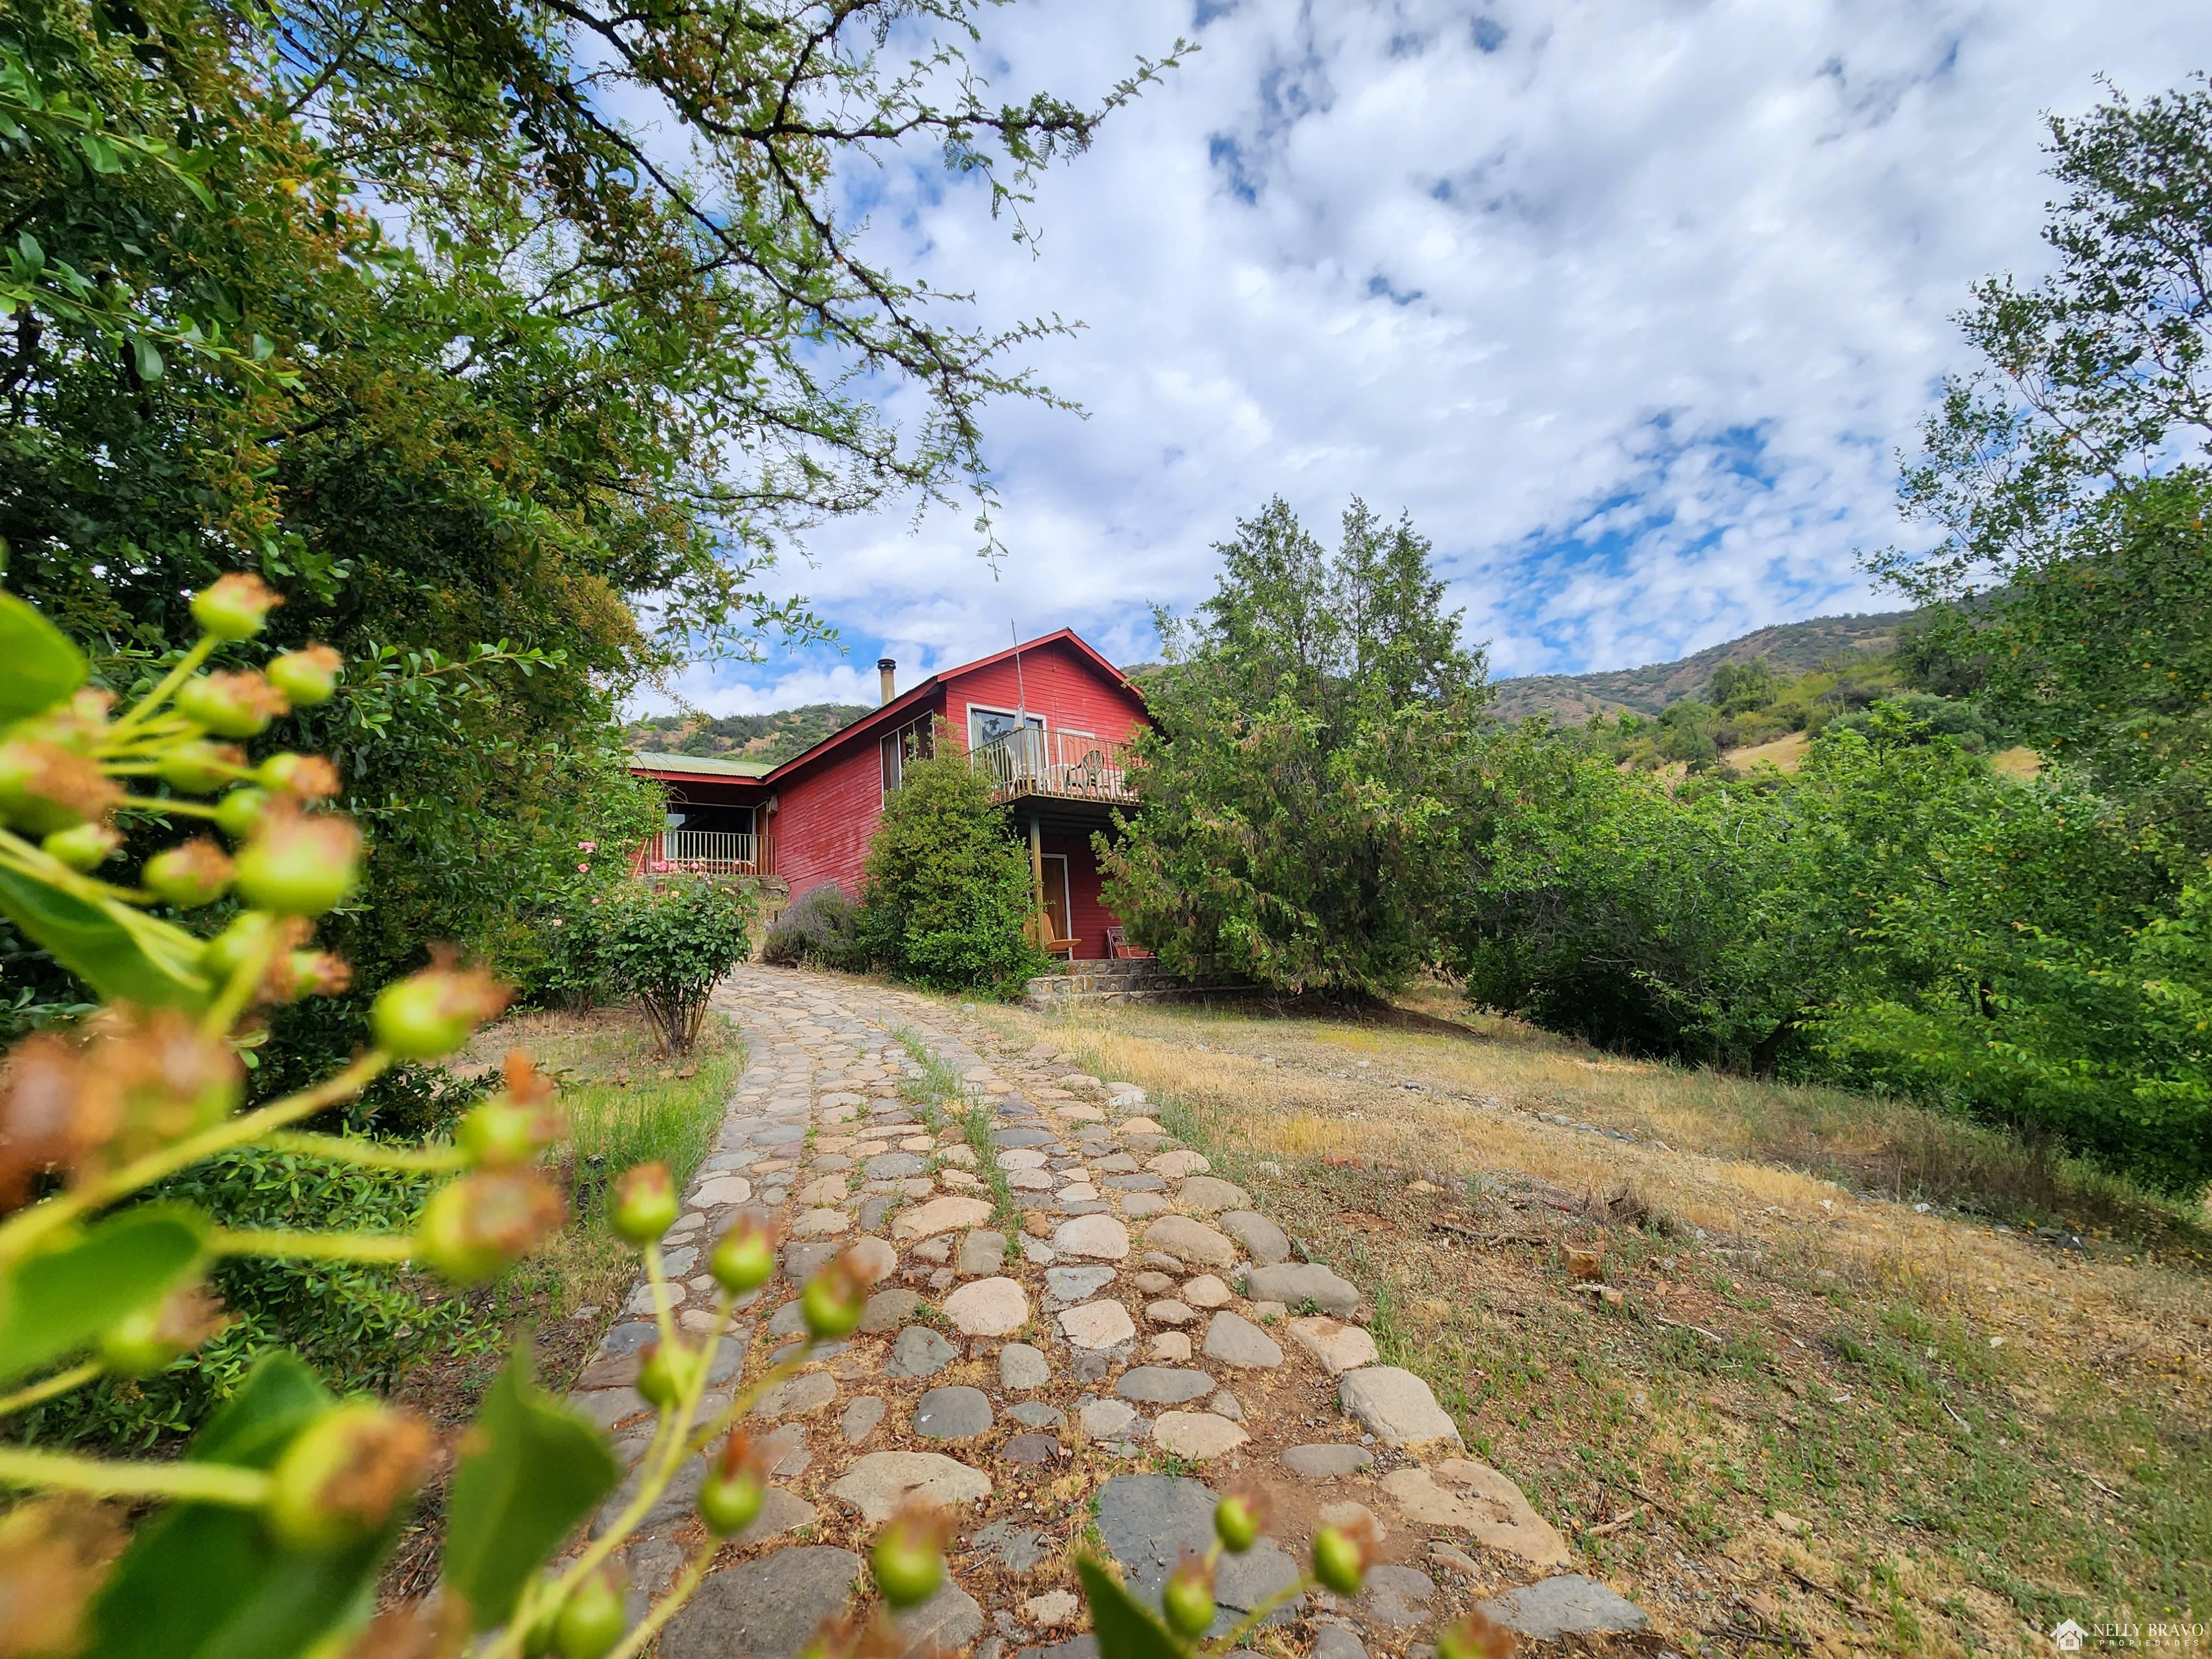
(628, 630, 1150, 960)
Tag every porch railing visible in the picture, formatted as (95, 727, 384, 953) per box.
(641, 829, 759, 873)
(968, 730, 1139, 805)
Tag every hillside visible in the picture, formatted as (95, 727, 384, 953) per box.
(625, 702, 872, 765)
(1488, 606, 1923, 724)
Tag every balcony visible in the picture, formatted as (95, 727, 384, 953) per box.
(641, 829, 761, 875)
(968, 731, 1140, 806)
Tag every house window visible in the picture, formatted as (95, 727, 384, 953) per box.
(968, 706, 1044, 750)
(879, 717, 935, 797)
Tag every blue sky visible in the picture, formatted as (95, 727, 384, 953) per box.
(638, 1, 2212, 715)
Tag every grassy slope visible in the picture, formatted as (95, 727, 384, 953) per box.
(960, 987, 2209, 1657)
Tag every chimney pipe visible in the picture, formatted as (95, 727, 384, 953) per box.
(877, 658, 896, 705)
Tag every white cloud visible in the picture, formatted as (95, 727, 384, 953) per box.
(649, 0, 2212, 713)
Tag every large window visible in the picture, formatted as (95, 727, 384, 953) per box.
(879, 716, 935, 796)
(968, 706, 1044, 750)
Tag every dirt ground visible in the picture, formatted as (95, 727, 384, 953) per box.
(938, 982, 2212, 1657)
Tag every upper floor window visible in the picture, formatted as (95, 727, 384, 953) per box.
(968, 706, 1044, 751)
(879, 716, 935, 795)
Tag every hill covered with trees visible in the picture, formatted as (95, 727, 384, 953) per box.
(1488, 607, 1923, 723)
(627, 705, 873, 764)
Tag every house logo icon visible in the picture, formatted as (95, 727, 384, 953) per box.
(2052, 1620, 2086, 1652)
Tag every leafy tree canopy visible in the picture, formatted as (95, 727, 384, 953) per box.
(0, 0, 1172, 1044)
(1103, 498, 1486, 999)
(1870, 74, 2212, 850)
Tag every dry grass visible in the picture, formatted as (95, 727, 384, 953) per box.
(1726, 731, 1812, 772)
(947, 987, 2212, 1655)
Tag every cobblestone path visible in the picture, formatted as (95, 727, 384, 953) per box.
(567, 966, 1657, 1657)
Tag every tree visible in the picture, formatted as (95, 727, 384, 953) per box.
(0, 0, 1174, 1048)
(1102, 498, 1486, 999)
(1869, 75, 2212, 851)
(856, 735, 1047, 995)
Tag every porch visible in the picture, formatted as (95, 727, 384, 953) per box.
(968, 729, 1139, 806)
(639, 828, 764, 876)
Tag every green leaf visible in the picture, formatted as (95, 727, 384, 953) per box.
(91, 1354, 399, 1659)
(187, 1352, 331, 1467)
(0, 864, 211, 1008)
(132, 334, 164, 381)
(1077, 1555, 1192, 1659)
(15, 229, 43, 271)
(442, 1342, 619, 1629)
(0, 589, 87, 719)
(77, 131, 122, 173)
(0, 1205, 208, 1383)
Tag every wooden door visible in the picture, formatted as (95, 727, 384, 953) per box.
(1040, 853, 1072, 942)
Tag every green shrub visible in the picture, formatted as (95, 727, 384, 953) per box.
(856, 737, 1048, 995)
(596, 875, 754, 1054)
(762, 882, 864, 970)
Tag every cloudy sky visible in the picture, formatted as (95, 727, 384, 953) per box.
(646, 1, 2212, 716)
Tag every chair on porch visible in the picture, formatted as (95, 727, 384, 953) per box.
(1105, 926, 1151, 959)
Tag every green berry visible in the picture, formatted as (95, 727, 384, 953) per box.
(267, 644, 342, 706)
(371, 962, 505, 1060)
(215, 786, 272, 841)
(175, 671, 283, 738)
(189, 574, 281, 641)
(43, 822, 119, 870)
(1162, 1568, 1215, 1637)
(233, 811, 361, 916)
(412, 1171, 560, 1284)
(634, 1342, 688, 1410)
(1214, 1494, 1260, 1553)
(800, 1265, 864, 1338)
(1311, 1525, 1364, 1596)
(709, 1223, 776, 1295)
(698, 1467, 765, 1536)
(264, 1403, 429, 1552)
(157, 739, 243, 795)
(552, 1572, 627, 1659)
(870, 1518, 946, 1610)
(201, 912, 276, 982)
(98, 1306, 182, 1378)
(144, 838, 234, 908)
(609, 1162, 677, 1246)
(457, 1099, 542, 1167)
(521, 1584, 565, 1657)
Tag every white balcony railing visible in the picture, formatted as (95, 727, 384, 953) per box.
(968, 731, 1139, 805)
(643, 830, 759, 873)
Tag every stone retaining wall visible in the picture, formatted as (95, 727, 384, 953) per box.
(1022, 959, 1270, 1012)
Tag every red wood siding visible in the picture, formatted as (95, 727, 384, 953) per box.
(945, 639, 1146, 753)
(766, 742, 878, 898)
(768, 690, 946, 896)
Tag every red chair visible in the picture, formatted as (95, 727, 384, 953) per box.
(1105, 926, 1151, 959)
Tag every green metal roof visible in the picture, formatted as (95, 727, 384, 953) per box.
(628, 750, 774, 779)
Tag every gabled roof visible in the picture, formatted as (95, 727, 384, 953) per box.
(755, 628, 1147, 784)
(629, 750, 774, 780)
